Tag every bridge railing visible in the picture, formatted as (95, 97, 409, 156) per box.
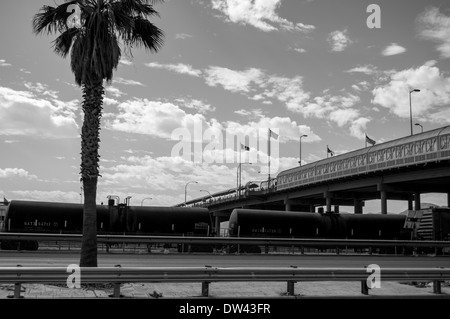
(1, 266, 449, 298)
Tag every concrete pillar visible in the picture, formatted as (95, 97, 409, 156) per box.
(408, 196, 414, 211)
(285, 200, 292, 211)
(325, 196, 331, 213)
(447, 193, 450, 208)
(214, 215, 220, 236)
(334, 205, 339, 214)
(310, 205, 315, 213)
(354, 199, 363, 214)
(325, 192, 332, 213)
(381, 190, 387, 214)
(414, 192, 421, 210)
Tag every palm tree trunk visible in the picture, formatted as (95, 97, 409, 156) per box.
(79, 80, 104, 267)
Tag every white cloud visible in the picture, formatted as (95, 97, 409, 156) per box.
(24, 82, 59, 99)
(113, 77, 145, 86)
(0, 59, 11, 67)
(20, 68, 31, 74)
(327, 29, 352, 52)
(293, 48, 306, 53)
(211, 0, 315, 32)
(345, 65, 378, 75)
(175, 98, 216, 113)
(145, 62, 202, 77)
(234, 108, 265, 118)
(175, 33, 193, 40)
(349, 117, 371, 139)
(0, 86, 79, 138)
(417, 7, 450, 58)
(382, 43, 407, 56)
(372, 61, 450, 122)
(105, 86, 126, 98)
(105, 99, 218, 140)
(205, 67, 264, 93)
(225, 116, 321, 144)
(0, 168, 37, 180)
(119, 58, 133, 66)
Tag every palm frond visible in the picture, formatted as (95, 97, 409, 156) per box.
(32, 2, 79, 35)
(122, 17, 164, 52)
(53, 28, 81, 57)
(112, 0, 162, 18)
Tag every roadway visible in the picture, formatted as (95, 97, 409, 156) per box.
(1, 251, 449, 268)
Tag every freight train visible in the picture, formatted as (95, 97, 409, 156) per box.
(1, 200, 449, 253)
(228, 208, 450, 253)
(0, 199, 212, 251)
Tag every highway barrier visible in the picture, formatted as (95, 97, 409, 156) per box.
(0, 266, 449, 298)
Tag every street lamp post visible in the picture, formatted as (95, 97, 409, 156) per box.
(185, 181, 198, 206)
(298, 134, 308, 166)
(415, 123, 423, 133)
(409, 89, 420, 136)
(141, 197, 152, 206)
(200, 190, 213, 203)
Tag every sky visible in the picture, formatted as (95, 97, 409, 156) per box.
(1, 0, 450, 213)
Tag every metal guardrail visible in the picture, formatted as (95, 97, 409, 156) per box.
(0, 266, 449, 298)
(1, 233, 450, 251)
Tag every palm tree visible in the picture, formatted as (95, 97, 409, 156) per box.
(33, 0, 164, 267)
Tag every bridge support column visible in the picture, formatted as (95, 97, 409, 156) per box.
(310, 205, 315, 213)
(381, 191, 387, 214)
(214, 216, 220, 236)
(334, 205, 339, 214)
(408, 196, 414, 211)
(415, 192, 421, 210)
(284, 199, 292, 211)
(354, 199, 363, 214)
(324, 192, 333, 213)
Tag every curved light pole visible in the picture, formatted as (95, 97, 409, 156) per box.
(415, 123, 423, 133)
(299, 134, 308, 166)
(185, 181, 198, 206)
(409, 89, 420, 136)
(141, 197, 152, 206)
(200, 190, 213, 203)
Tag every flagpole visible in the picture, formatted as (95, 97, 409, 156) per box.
(239, 145, 242, 197)
(268, 129, 271, 185)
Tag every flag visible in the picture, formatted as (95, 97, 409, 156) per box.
(365, 134, 376, 146)
(327, 146, 334, 157)
(241, 144, 250, 151)
(269, 129, 279, 140)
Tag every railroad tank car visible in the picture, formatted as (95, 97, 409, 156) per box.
(228, 209, 407, 240)
(0, 200, 213, 251)
(228, 209, 325, 238)
(1, 200, 111, 234)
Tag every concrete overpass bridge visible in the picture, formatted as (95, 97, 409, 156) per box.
(176, 125, 450, 231)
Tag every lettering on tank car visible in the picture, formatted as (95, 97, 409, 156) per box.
(24, 221, 52, 227)
(195, 222, 209, 230)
